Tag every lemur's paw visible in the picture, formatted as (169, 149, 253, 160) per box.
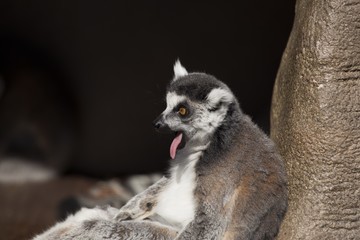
(114, 211, 133, 221)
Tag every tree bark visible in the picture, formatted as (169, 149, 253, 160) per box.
(271, 0, 360, 239)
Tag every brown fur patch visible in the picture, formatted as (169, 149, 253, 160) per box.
(222, 175, 251, 214)
(222, 230, 236, 240)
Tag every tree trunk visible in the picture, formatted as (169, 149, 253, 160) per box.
(271, 0, 360, 239)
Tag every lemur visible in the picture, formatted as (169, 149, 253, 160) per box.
(33, 61, 287, 240)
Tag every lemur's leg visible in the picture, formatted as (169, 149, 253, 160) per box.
(87, 219, 178, 240)
(68, 219, 178, 240)
(115, 176, 169, 221)
(33, 205, 178, 240)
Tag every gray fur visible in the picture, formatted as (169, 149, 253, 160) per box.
(33, 206, 178, 240)
(34, 65, 287, 240)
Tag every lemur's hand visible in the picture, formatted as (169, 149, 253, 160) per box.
(114, 210, 132, 221)
(114, 177, 169, 222)
(114, 196, 155, 221)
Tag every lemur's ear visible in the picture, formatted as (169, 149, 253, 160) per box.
(173, 59, 188, 81)
(206, 88, 234, 109)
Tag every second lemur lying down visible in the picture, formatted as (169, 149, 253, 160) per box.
(34, 61, 287, 240)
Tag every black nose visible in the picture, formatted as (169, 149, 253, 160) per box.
(152, 115, 172, 133)
(153, 121, 164, 129)
(153, 115, 164, 129)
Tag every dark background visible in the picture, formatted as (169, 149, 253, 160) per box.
(0, 1, 295, 177)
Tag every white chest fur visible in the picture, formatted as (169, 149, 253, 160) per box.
(154, 157, 199, 230)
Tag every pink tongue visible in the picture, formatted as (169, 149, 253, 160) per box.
(170, 133, 183, 159)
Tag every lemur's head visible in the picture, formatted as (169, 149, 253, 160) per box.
(153, 61, 239, 159)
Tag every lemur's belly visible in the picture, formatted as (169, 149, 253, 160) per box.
(154, 162, 197, 229)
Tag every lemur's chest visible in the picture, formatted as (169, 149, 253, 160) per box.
(155, 160, 198, 229)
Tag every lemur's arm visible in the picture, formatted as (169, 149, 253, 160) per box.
(115, 176, 169, 221)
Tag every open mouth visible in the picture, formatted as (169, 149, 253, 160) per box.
(170, 132, 186, 159)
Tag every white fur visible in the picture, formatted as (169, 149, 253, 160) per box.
(190, 88, 234, 133)
(195, 107, 228, 133)
(173, 60, 188, 81)
(206, 88, 233, 108)
(155, 157, 199, 230)
(163, 92, 186, 115)
(154, 128, 210, 230)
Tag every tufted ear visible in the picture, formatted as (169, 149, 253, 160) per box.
(206, 88, 234, 109)
(173, 59, 188, 81)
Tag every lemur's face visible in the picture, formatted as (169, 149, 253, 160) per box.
(153, 61, 234, 159)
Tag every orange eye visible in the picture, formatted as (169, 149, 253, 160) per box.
(178, 107, 187, 116)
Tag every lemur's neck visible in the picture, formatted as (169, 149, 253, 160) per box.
(170, 124, 214, 182)
(170, 131, 209, 173)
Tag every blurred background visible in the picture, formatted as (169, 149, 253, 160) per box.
(0, 0, 295, 239)
(0, 0, 296, 176)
